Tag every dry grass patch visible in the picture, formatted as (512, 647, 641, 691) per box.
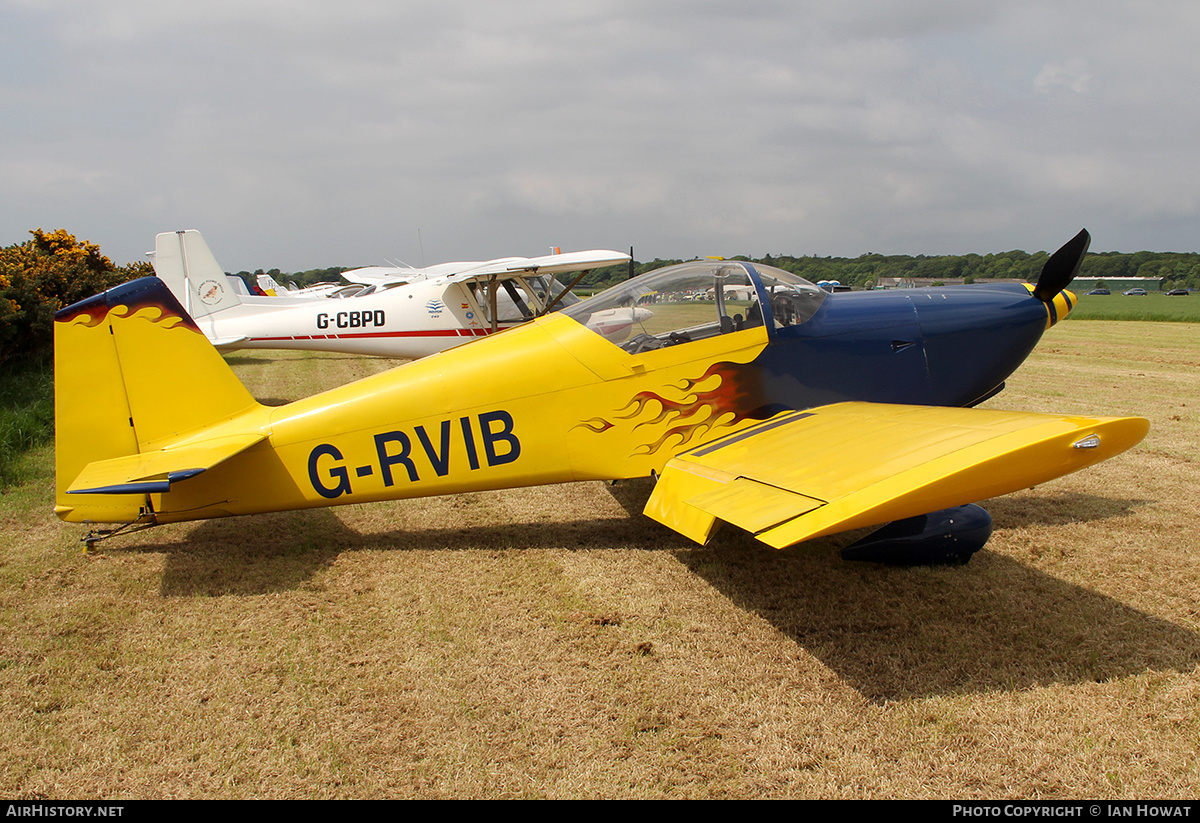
(3, 332, 1199, 798)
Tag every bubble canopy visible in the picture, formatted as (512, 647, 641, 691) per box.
(562, 260, 827, 354)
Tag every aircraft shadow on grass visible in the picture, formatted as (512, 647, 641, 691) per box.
(115, 485, 1196, 702)
(684, 540, 1200, 702)
(678, 492, 1196, 701)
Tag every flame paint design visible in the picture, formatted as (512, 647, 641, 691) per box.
(55, 277, 201, 333)
(112, 304, 197, 332)
(586, 361, 766, 456)
(55, 294, 111, 328)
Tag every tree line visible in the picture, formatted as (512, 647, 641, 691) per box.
(6, 228, 1200, 360)
(238, 250, 1200, 294)
(569, 249, 1200, 292)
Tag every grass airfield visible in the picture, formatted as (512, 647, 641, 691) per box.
(2, 320, 1199, 798)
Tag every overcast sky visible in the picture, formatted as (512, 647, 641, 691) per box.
(3, 1, 1198, 271)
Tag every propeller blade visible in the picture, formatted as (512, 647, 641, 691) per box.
(1033, 228, 1090, 302)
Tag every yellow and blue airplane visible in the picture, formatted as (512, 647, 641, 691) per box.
(54, 229, 1148, 562)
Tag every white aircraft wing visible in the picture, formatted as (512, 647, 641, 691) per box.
(339, 265, 426, 286)
(450, 249, 630, 278)
(344, 250, 629, 286)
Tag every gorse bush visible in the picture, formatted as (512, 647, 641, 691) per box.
(0, 228, 149, 360)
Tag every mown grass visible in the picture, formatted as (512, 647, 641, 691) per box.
(2, 330, 1199, 798)
(1068, 291, 1200, 322)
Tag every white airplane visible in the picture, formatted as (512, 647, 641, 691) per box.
(151, 230, 642, 359)
(255, 272, 344, 298)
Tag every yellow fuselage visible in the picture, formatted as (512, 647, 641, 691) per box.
(57, 305, 769, 525)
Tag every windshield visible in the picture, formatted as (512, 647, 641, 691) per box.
(562, 260, 825, 352)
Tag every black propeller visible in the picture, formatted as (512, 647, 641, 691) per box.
(1033, 228, 1090, 302)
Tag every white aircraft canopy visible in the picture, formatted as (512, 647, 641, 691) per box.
(564, 260, 826, 353)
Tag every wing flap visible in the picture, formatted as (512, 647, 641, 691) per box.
(689, 478, 824, 533)
(644, 402, 1148, 548)
(67, 433, 266, 495)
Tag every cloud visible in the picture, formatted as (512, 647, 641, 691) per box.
(2, 1, 1198, 267)
(1034, 59, 1092, 94)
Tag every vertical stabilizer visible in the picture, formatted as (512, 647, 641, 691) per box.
(152, 230, 243, 319)
(55, 277, 261, 522)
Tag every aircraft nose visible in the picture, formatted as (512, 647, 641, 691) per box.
(910, 285, 1055, 407)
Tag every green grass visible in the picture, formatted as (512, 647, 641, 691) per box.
(0, 352, 54, 487)
(1068, 292, 1200, 321)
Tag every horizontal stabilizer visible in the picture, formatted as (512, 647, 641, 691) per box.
(67, 434, 265, 495)
(644, 402, 1149, 548)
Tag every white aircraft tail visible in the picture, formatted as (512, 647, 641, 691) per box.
(152, 230, 243, 319)
(256, 273, 283, 295)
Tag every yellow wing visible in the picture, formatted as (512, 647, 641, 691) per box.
(643, 402, 1149, 548)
